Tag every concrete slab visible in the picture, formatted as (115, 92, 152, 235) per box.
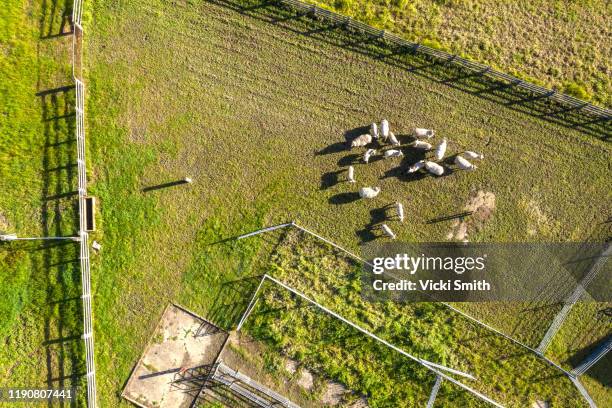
(122, 304, 228, 408)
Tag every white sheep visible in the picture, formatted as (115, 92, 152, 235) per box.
(424, 161, 444, 176)
(388, 131, 400, 146)
(359, 187, 381, 199)
(384, 149, 404, 159)
(407, 160, 425, 173)
(414, 128, 435, 138)
(412, 140, 432, 150)
(455, 155, 477, 170)
(363, 148, 377, 163)
(381, 119, 390, 139)
(435, 138, 447, 161)
(381, 224, 396, 239)
(351, 134, 372, 148)
(348, 166, 356, 183)
(464, 151, 484, 160)
(370, 123, 379, 139)
(396, 202, 404, 222)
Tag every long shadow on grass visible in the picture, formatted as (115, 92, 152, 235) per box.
(40, 0, 73, 39)
(205, 0, 610, 140)
(38, 85, 83, 407)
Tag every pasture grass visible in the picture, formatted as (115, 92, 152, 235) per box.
(0, 0, 609, 406)
(86, 0, 609, 405)
(240, 228, 587, 406)
(0, 0, 86, 405)
(306, 0, 612, 107)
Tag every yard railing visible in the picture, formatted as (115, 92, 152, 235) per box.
(72, 0, 97, 407)
(276, 0, 610, 127)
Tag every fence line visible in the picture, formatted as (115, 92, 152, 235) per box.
(229, 222, 599, 404)
(537, 243, 612, 354)
(277, 0, 611, 122)
(570, 376, 597, 408)
(426, 375, 443, 408)
(72, 0, 97, 406)
(213, 362, 301, 408)
(238, 274, 504, 407)
(572, 336, 612, 376)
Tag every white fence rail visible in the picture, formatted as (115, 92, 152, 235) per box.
(277, 0, 611, 123)
(237, 274, 504, 407)
(72, 1, 97, 406)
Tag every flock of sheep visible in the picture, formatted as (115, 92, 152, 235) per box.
(345, 119, 484, 239)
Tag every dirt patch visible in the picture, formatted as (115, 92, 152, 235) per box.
(321, 382, 368, 407)
(447, 190, 495, 241)
(0, 212, 10, 232)
(122, 304, 228, 408)
(520, 199, 559, 237)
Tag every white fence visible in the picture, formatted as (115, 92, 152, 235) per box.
(277, 0, 611, 124)
(72, 1, 97, 406)
(237, 273, 504, 407)
(232, 221, 599, 407)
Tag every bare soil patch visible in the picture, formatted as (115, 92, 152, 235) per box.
(122, 304, 228, 408)
(447, 190, 496, 241)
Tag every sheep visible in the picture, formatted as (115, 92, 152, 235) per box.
(424, 161, 444, 176)
(370, 123, 379, 139)
(434, 138, 447, 161)
(359, 187, 381, 199)
(351, 134, 372, 148)
(381, 224, 396, 239)
(348, 166, 356, 183)
(388, 131, 400, 146)
(381, 119, 390, 139)
(464, 151, 484, 160)
(363, 148, 377, 163)
(412, 140, 432, 150)
(455, 155, 477, 170)
(396, 202, 404, 222)
(414, 128, 435, 138)
(384, 149, 404, 159)
(407, 160, 425, 173)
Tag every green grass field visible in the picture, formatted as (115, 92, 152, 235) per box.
(238, 228, 590, 406)
(0, 0, 610, 406)
(306, 0, 612, 107)
(0, 1, 86, 406)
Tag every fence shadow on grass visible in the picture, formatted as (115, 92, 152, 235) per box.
(40, 0, 74, 39)
(206, 0, 610, 140)
(37, 84, 83, 408)
(207, 276, 263, 331)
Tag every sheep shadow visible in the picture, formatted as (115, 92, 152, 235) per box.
(343, 125, 371, 143)
(329, 191, 360, 205)
(338, 153, 361, 166)
(316, 141, 347, 156)
(320, 170, 343, 190)
(356, 206, 393, 242)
